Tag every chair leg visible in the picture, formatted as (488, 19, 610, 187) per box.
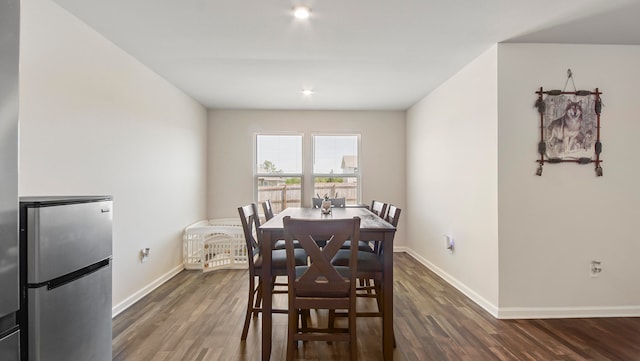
(241, 275, 256, 340)
(286, 307, 297, 361)
(367, 278, 374, 294)
(300, 309, 310, 330)
(373, 280, 382, 311)
(254, 279, 263, 314)
(350, 306, 358, 361)
(359, 277, 374, 295)
(373, 281, 397, 348)
(394, 330, 397, 348)
(374, 290, 398, 348)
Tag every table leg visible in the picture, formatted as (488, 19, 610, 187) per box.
(382, 232, 394, 360)
(262, 230, 273, 361)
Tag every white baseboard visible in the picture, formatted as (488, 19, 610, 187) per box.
(498, 306, 640, 319)
(399, 248, 640, 319)
(393, 246, 408, 253)
(112, 263, 184, 318)
(402, 248, 499, 317)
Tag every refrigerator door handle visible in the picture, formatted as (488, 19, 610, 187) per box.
(0, 324, 19, 340)
(27, 258, 111, 291)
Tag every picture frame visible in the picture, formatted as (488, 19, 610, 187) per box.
(534, 87, 603, 176)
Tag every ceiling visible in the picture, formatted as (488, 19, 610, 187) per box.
(51, 0, 640, 111)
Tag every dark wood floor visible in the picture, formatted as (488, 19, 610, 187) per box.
(113, 253, 640, 360)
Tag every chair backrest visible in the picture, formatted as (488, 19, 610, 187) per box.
(312, 197, 346, 208)
(385, 204, 401, 227)
(330, 197, 346, 208)
(283, 216, 360, 298)
(370, 200, 387, 218)
(262, 199, 274, 221)
(375, 204, 401, 256)
(238, 203, 261, 272)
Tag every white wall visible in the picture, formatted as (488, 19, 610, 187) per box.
(208, 110, 407, 246)
(19, 0, 208, 314)
(406, 43, 640, 318)
(406, 46, 500, 313)
(497, 43, 640, 317)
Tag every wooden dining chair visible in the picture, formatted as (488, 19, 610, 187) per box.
(237, 203, 308, 341)
(262, 199, 275, 221)
(330, 205, 401, 345)
(369, 200, 388, 253)
(312, 197, 346, 208)
(360, 204, 401, 297)
(370, 200, 388, 218)
(282, 216, 361, 361)
(310, 197, 347, 249)
(384, 204, 401, 233)
(330, 197, 346, 208)
(341, 200, 387, 253)
(339, 200, 387, 294)
(263, 199, 303, 250)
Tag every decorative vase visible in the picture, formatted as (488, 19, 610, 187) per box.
(321, 200, 332, 214)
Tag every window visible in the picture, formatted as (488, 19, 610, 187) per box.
(255, 134, 302, 213)
(255, 133, 361, 210)
(313, 135, 360, 205)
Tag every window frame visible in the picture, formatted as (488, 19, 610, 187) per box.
(254, 133, 304, 210)
(311, 133, 361, 205)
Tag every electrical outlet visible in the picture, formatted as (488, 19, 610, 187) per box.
(590, 260, 602, 277)
(140, 248, 150, 263)
(444, 235, 454, 253)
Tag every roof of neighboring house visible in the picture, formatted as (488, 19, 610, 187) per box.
(341, 155, 357, 169)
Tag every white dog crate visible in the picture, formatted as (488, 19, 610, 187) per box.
(183, 218, 248, 272)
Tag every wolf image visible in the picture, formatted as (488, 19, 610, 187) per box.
(547, 100, 583, 155)
(575, 128, 594, 151)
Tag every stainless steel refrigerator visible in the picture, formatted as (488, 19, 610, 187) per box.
(19, 196, 113, 361)
(0, 0, 21, 359)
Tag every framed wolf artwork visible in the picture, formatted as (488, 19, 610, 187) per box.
(534, 87, 603, 176)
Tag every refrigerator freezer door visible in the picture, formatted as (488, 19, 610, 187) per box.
(28, 263, 112, 361)
(0, 0, 20, 320)
(0, 329, 20, 361)
(26, 200, 112, 283)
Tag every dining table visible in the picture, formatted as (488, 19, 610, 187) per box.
(258, 206, 397, 360)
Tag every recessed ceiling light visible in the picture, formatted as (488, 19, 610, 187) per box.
(301, 89, 314, 96)
(293, 6, 311, 20)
